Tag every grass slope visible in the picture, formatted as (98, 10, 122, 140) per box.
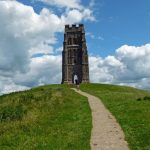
(0, 85, 92, 150)
(81, 83, 150, 150)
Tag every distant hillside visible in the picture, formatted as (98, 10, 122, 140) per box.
(81, 83, 150, 150)
(0, 84, 92, 149)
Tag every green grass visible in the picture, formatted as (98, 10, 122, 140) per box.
(81, 83, 150, 150)
(0, 84, 92, 150)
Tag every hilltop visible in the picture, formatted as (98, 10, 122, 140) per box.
(0, 83, 150, 150)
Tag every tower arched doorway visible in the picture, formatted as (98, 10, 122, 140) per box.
(73, 74, 78, 84)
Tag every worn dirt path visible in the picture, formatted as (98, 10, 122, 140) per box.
(72, 88, 129, 150)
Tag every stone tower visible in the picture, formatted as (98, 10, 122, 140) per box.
(62, 24, 89, 84)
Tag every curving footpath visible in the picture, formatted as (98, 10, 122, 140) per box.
(72, 88, 129, 150)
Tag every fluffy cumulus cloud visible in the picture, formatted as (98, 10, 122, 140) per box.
(37, 0, 95, 22)
(14, 55, 62, 87)
(89, 44, 150, 89)
(0, 0, 95, 95)
(37, 0, 82, 9)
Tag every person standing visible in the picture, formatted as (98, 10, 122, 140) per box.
(74, 75, 80, 90)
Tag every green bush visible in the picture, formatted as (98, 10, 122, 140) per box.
(0, 104, 27, 122)
(137, 98, 142, 101)
(137, 96, 150, 101)
(143, 96, 150, 101)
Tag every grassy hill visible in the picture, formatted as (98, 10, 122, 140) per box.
(81, 83, 150, 150)
(0, 83, 150, 150)
(0, 85, 92, 150)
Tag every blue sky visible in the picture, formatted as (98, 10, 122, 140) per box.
(1, 0, 150, 94)
(18, 0, 150, 57)
(87, 0, 150, 56)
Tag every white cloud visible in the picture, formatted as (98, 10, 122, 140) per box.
(37, 0, 95, 22)
(86, 32, 95, 39)
(0, 54, 62, 95)
(14, 55, 62, 87)
(89, 0, 95, 8)
(86, 32, 104, 40)
(29, 44, 54, 56)
(98, 36, 104, 40)
(64, 9, 83, 23)
(89, 56, 114, 83)
(37, 0, 82, 9)
(0, 76, 29, 95)
(82, 8, 95, 21)
(56, 46, 63, 52)
(89, 44, 150, 89)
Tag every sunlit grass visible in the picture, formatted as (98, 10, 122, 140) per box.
(81, 83, 150, 150)
(0, 84, 92, 150)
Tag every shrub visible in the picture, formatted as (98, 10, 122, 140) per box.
(143, 96, 150, 101)
(137, 98, 142, 101)
(0, 104, 27, 122)
(136, 96, 150, 102)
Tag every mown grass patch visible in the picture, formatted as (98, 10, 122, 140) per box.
(0, 84, 92, 150)
(81, 83, 150, 150)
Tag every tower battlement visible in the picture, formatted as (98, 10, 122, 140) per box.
(65, 24, 84, 32)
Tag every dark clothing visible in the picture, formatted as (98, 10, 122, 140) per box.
(75, 79, 79, 85)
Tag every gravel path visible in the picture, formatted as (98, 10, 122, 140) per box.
(72, 88, 129, 150)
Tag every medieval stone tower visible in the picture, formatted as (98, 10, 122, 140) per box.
(61, 24, 89, 84)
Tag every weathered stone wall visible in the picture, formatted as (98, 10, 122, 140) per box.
(62, 24, 89, 84)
